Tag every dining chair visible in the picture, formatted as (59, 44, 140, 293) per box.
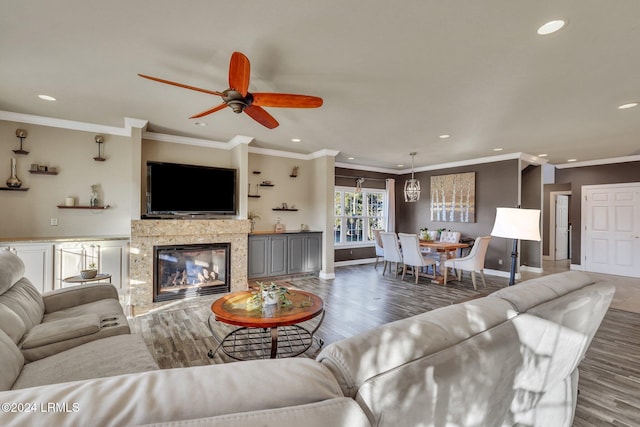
(379, 232, 402, 277)
(372, 229, 384, 269)
(443, 236, 491, 289)
(439, 231, 462, 258)
(397, 233, 437, 284)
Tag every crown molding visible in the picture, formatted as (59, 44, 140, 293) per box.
(249, 146, 339, 160)
(338, 152, 542, 175)
(143, 131, 233, 149)
(554, 155, 640, 169)
(0, 110, 147, 137)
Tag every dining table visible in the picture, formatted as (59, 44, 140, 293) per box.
(419, 240, 470, 284)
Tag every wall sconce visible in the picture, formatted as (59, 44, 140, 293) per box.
(94, 135, 106, 161)
(14, 129, 29, 155)
(355, 177, 365, 193)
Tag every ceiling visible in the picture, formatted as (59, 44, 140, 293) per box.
(1, 1, 639, 170)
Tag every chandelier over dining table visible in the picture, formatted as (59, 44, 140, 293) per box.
(404, 152, 421, 202)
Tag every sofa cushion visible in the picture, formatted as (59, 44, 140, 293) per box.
(43, 283, 120, 314)
(0, 303, 27, 344)
(0, 328, 24, 391)
(13, 334, 159, 390)
(42, 298, 127, 322)
(490, 271, 594, 312)
(0, 250, 25, 294)
(21, 313, 101, 349)
(0, 278, 44, 341)
(317, 297, 516, 398)
(2, 358, 343, 426)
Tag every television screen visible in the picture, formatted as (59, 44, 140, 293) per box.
(146, 161, 237, 215)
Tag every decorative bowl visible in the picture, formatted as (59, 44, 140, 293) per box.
(80, 269, 98, 279)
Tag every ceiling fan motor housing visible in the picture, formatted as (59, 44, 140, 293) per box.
(223, 90, 251, 113)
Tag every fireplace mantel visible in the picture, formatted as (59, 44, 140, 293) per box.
(130, 219, 250, 314)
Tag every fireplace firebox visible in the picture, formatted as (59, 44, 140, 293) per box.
(153, 243, 230, 302)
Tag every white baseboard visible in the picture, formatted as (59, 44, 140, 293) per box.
(319, 270, 336, 280)
(334, 258, 377, 267)
(521, 266, 543, 274)
(570, 264, 584, 271)
(484, 268, 516, 279)
(543, 255, 554, 261)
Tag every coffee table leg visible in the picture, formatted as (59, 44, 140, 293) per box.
(270, 327, 278, 358)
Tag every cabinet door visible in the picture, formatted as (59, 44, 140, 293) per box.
(305, 233, 322, 272)
(98, 240, 129, 291)
(3, 244, 54, 293)
(248, 236, 269, 279)
(269, 235, 288, 276)
(288, 235, 306, 274)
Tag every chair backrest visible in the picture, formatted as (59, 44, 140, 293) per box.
(397, 233, 426, 267)
(439, 231, 461, 243)
(372, 229, 384, 256)
(379, 232, 402, 263)
(464, 236, 492, 269)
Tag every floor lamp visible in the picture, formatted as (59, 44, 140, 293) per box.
(490, 207, 541, 286)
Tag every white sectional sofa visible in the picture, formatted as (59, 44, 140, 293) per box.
(0, 250, 614, 426)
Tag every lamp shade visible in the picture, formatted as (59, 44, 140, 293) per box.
(490, 207, 541, 241)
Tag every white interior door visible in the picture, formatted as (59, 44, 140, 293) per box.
(555, 195, 569, 260)
(583, 183, 640, 277)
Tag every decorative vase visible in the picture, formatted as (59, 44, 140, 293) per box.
(262, 291, 279, 305)
(6, 158, 22, 188)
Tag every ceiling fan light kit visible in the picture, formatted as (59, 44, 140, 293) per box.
(138, 51, 323, 129)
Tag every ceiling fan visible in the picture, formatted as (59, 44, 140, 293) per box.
(138, 51, 323, 129)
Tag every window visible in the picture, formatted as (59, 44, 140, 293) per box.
(334, 187, 386, 245)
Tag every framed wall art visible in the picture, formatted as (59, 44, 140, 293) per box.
(430, 172, 475, 222)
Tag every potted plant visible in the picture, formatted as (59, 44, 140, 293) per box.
(419, 227, 430, 240)
(247, 282, 292, 309)
(248, 210, 261, 232)
(81, 262, 98, 279)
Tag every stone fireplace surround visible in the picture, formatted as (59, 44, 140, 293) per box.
(130, 219, 250, 315)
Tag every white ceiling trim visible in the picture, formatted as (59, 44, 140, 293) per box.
(0, 110, 146, 137)
(249, 146, 338, 160)
(555, 155, 640, 169)
(338, 152, 544, 175)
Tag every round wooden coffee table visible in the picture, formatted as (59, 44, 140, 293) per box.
(207, 289, 324, 360)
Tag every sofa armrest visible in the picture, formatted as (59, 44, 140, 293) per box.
(21, 314, 101, 349)
(43, 283, 120, 313)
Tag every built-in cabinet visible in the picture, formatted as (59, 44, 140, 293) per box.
(0, 243, 54, 293)
(1, 238, 128, 293)
(248, 232, 322, 279)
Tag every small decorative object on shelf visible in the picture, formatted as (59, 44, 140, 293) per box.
(260, 180, 274, 187)
(80, 267, 98, 279)
(93, 135, 106, 161)
(290, 166, 299, 177)
(252, 170, 261, 174)
(29, 163, 58, 175)
(90, 184, 99, 206)
(13, 129, 29, 155)
(6, 158, 22, 188)
(248, 210, 261, 232)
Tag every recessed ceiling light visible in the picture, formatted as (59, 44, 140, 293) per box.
(439, 134, 450, 139)
(537, 20, 566, 35)
(567, 158, 577, 162)
(493, 148, 503, 152)
(618, 102, 638, 110)
(38, 94, 56, 101)
(397, 164, 404, 168)
(194, 122, 207, 126)
(538, 154, 548, 157)
(347, 157, 355, 160)
(291, 138, 301, 142)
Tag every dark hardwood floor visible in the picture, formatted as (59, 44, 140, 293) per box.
(132, 264, 640, 427)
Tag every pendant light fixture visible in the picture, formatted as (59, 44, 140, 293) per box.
(403, 152, 420, 202)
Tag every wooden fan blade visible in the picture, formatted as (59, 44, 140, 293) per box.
(244, 105, 279, 129)
(189, 103, 228, 119)
(252, 93, 323, 108)
(138, 74, 224, 97)
(229, 52, 250, 96)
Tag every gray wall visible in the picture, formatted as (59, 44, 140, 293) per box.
(395, 160, 519, 273)
(520, 165, 542, 268)
(555, 161, 640, 265)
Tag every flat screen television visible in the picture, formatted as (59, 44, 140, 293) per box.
(146, 161, 237, 216)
